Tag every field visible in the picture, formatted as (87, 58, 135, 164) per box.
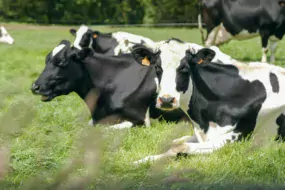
(1, 23, 285, 189)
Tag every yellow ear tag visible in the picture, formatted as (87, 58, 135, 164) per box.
(142, 57, 150, 66)
(197, 59, 204, 64)
(93, 34, 98, 38)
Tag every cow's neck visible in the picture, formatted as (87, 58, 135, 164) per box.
(93, 34, 117, 55)
(74, 67, 94, 100)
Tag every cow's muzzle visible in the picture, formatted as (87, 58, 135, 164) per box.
(31, 83, 52, 102)
(156, 94, 177, 111)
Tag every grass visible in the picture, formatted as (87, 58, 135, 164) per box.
(1, 23, 285, 189)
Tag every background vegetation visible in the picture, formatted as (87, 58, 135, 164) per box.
(0, 0, 200, 24)
(1, 24, 285, 189)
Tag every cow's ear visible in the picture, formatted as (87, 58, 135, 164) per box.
(131, 46, 160, 66)
(58, 40, 71, 47)
(194, 48, 215, 64)
(70, 29, 77, 36)
(92, 31, 100, 39)
(76, 48, 94, 60)
(279, 0, 285, 7)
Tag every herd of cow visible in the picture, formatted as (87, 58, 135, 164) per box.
(3, 0, 285, 165)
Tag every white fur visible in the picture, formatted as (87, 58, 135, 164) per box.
(52, 44, 66, 57)
(0, 26, 14, 44)
(112, 32, 156, 55)
(108, 121, 133, 129)
(73, 25, 92, 50)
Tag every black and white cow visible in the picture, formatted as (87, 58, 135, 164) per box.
(0, 26, 14, 44)
(134, 47, 285, 164)
(31, 40, 162, 129)
(200, 0, 285, 63)
(69, 25, 156, 55)
(153, 38, 240, 113)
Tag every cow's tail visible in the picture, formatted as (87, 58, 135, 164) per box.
(198, 2, 206, 45)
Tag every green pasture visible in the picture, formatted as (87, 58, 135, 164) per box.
(1, 23, 285, 189)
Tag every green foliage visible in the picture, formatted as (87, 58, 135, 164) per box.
(0, 0, 200, 24)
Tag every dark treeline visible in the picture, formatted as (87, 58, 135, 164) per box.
(0, 0, 200, 25)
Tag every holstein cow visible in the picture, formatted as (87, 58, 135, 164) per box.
(152, 38, 240, 113)
(200, 0, 285, 63)
(69, 25, 156, 55)
(0, 26, 14, 44)
(134, 48, 285, 164)
(31, 40, 162, 129)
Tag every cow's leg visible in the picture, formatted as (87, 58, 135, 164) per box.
(108, 121, 133, 129)
(144, 108, 151, 127)
(172, 134, 198, 144)
(134, 140, 230, 165)
(134, 132, 236, 164)
(205, 26, 220, 47)
(260, 33, 270, 63)
(269, 39, 279, 63)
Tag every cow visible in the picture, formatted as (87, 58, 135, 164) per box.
(31, 40, 163, 129)
(134, 47, 285, 164)
(151, 38, 240, 113)
(69, 25, 156, 56)
(199, 0, 285, 63)
(0, 26, 14, 45)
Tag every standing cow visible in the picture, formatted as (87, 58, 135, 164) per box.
(200, 0, 285, 63)
(0, 26, 14, 45)
(134, 47, 285, 164)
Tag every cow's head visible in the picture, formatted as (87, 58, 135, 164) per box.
(31, 40, 91, 101)
(0, 26, 14, 44)
(142, 41, 191, 111)
(70, 25, 96, 49)
(176, 48, 216, 93)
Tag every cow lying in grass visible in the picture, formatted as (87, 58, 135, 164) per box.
(134, 48, 285, 164)
(0, 26, 14, 45)
(69, 25, 156, 55)
(31, 40, 162, 128)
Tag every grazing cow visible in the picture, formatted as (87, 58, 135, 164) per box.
(69, 25, 156, 55)
(134, 48, 285, 164)
(200, 0, 285, 63)
(0, 26, 14, 44)
(31, 40, 162, 129)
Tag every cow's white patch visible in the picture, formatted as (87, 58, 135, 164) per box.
(73, 25, 89, 50)
(269, 40, 278, 63)
(154, 77, 159, 93)
(108, 121, 133, 129)
(52, 44, 66, 57)
(112, 32, 156, 55)
(0, 26, 14, 44)
(261, 47, 268, 63)
(205, 26, 220, 47)
(144, 108, 151, 127)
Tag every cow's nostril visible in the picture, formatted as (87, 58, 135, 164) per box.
(168, 97, 175, 103)
(31, 83, 40, 92)
(159, 96, 175, 104)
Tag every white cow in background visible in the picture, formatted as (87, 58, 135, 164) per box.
(0, 26, 14, 45)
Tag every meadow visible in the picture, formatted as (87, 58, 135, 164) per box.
(1, 23, 285, 189)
